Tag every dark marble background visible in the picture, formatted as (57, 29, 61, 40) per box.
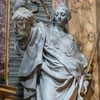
(0, 0, 6, 70)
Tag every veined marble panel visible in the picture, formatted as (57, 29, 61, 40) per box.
(0, 0, 6, 70)
(96, 0, 100, 99)
(68, 0, 99, 100)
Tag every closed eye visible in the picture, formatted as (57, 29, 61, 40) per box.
(61, 13, 65, 16)
(17, 22, 24, 26)
(56, 12, 59, 16)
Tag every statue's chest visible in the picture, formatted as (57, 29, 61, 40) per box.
(45, 31, 72, 52)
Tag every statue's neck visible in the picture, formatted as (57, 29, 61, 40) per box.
(56, 25, 64, 31)
(51, 24, 68, 33)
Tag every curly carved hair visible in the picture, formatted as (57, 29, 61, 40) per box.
(12, 7, 35, 28)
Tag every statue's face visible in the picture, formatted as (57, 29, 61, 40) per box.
(55, 7, 67, 26)
(16, 19, 31, 37)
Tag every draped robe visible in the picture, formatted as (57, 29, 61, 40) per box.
(17, 22, 88, 100)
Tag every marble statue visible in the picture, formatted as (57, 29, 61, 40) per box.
(12, 0, 93, 100)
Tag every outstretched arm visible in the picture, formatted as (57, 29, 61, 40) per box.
(14, 0, 27, 11)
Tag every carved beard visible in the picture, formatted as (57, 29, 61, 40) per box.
(16, 25, 31, 37)
(15, 28, 31, 42)
(17, 30, 29, 36)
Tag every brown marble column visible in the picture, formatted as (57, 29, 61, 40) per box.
(67, 0, 100, 100)
(96, 0, 100, 99)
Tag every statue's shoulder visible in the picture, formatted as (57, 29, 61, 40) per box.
(36, 22, 47, 29)
(31, 22, 45, 30)
(66, 33, 74, 41)
(31, 22, 46, 39)
(66, 33, 78, 48)
(36, 21, 44, 27)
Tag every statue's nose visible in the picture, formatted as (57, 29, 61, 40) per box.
(22, 23, 26, 28)
(58, 17, 61, 20)
(58, 14, 61, 20)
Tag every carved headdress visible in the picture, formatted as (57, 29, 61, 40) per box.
(52, 0, 67, 10)
(56, 0, 66, 6)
